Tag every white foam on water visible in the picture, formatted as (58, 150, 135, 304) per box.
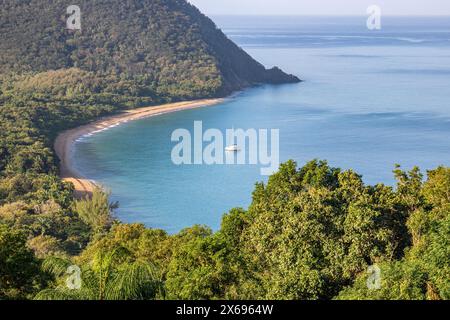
(74, 116, 137, 145)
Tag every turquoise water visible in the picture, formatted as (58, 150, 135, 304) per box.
(73, 16, 450, 233)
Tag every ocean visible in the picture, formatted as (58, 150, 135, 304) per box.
(72, 16, 450, 233)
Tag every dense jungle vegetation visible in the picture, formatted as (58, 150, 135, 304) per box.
(0, 0, 299, 100)
(0, 0, 448, 300)
(1, 157, 449, 300)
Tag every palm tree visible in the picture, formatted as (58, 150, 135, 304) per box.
(35, 247, 164, 300)
(73, 188, 118, 235)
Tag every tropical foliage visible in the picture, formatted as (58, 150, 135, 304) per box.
(35, 248, 164, 300)
(0, 158, 449, 300)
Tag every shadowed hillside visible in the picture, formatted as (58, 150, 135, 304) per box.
(0, 0, 300, 100)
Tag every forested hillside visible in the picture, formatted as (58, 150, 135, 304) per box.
(0, 0, 299, 100)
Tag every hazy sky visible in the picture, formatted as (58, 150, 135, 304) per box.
(188, 0, 450, 16)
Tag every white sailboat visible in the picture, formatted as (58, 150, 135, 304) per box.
(225, 125, 240, 152)
(225, 144, 240, 152)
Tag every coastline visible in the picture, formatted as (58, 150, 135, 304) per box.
(54, 98, 224, 198)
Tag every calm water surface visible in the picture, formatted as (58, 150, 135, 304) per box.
(73, 16, 450, 233)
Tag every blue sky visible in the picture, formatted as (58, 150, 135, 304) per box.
(188, 0, 450, 16)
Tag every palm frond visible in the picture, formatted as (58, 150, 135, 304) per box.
(41, 256, 72, 277)
(106, 261, 165, 300)
(34, 288, 87, 300)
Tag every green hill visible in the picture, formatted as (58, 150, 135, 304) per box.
(0, 0, 300, 101)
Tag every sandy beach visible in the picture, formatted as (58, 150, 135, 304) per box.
(54, 98, 224, 198)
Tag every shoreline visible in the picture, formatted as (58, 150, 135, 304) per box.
(54, 98, 225, 198)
